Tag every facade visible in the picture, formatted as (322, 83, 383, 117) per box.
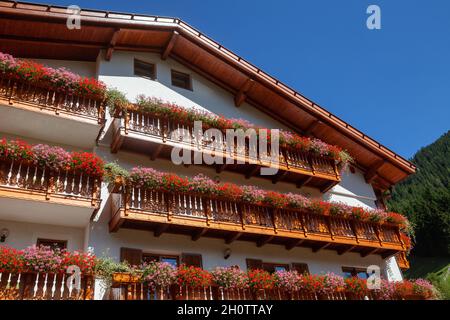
(0, 1, 416, 299)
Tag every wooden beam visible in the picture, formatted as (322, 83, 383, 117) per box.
(337, 245, 356, 255)
(365, 160, 386, 183)
(154, 224, 168, 237)
(234, 78, 255, 107)
(320, 181, 338, 193)
(225, 232, 242, 244)
(192, 228, 208, 241)
(256, 235, 274, 248)
(105, 28, 121, 61)
(216, 163, 228, 174)
(150, 144, 163, 161)
(161, 31, 179, 60)
(285, 239, 305, 250)
(360, 248, 379, 257)
(304, 120, 321, 137)
(245, 164, 260, 179)
(272, 171, 288, 184)
(296, 176, 312, 188)
(312, 242, 331, 253)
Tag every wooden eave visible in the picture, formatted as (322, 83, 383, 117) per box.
(0, 1, 416, 190)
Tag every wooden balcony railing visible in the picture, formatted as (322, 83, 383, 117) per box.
(0, 72, 105, 124)
(110, 186, 406, 255)
(0, 272, 94, 300)
(109, 282, 380, 301)
(112, 110, 340, 190)
(0, 159, 101, 208)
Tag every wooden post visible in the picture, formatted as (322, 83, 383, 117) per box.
(327, 217, 334, 240)
(98, 101, 105, 124)
(124, 186, 130, 217)
(272, 208, 278, 234)
(166, 193, 173, 221)
(239, 203, 246, 230)
(300, 213, 308, 237)
(395, 226, 405, 249)
(45, 172, 54, 200)
(91, 178, 99, 206)
(350, 220, 359, 243)
(124, 111, 130, 134)
(203, 198, 211, 226)
(374, 224, 383, 246)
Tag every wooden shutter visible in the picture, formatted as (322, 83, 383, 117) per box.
(291, 263, 309, 275)
(246, 258, 263, 270)
(120, 247, 143, 266)
(181, 253, 203, 268)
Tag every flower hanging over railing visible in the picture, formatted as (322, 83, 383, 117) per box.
(0, 52, 106, 98)
(211, 267, 249, 289)
(177, 265, 212, 288)
(0, 138, 104, 178)
(247, 269, 275, 290)
(107, 93, 353, 166)
(141, 261, 177, 288)
(273, 270, 301, 291)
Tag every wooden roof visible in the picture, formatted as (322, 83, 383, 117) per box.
(0, 1, 416, 191)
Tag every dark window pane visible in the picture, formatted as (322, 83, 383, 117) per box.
(161, 257, 178, 267)
(171, 70, 192, 90)
(134, 59, 156, 80)
(36, 238, 67, 251)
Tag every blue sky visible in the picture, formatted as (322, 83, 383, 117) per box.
(44, 0, 449, 158)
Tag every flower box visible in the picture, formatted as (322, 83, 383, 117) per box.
(112, 272, 141, 284)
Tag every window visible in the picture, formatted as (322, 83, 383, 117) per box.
(36, 238, 67, 250)
(143, 253, 179, 268)
(246, 259, 308, 274)
(134, 59, 156, 80)
(171, 69, 192, 90)
(342, 266, 369, 279)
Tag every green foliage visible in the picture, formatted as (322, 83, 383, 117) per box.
(388, 131, 450, 256)
(105, 88, 128, 116)
(93, 256, 133, 285)
(426, 264, 450, 300)
(103, 162, 129, 184)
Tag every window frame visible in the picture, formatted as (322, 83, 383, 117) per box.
(36, 238, 67, 250)
(171, 69, 192, 91)
(342, 266, 369, 279)
(134, 59, 157, 80)
(142, 252, 180, 267)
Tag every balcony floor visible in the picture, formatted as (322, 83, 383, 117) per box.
(0, 195, 95, 227)
(110, 208, 402, 259)
(0, 100, 102, 148)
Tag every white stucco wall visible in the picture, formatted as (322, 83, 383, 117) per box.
(34, 59, 96, 78)
(0, 219, 84, 251)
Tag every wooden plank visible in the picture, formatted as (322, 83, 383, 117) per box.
(191, 228, 208, 241)
(256, 235, 274, 247)
(161, 31, 179, 60)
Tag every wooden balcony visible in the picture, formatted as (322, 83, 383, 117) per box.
(0, 73, 105, 148)
(109, 186, 406, 258)
(0, 159, 101, 227)
(111, 110, 341, 191)
(396, 252, 410, 270)
(0, 272, 94, 300)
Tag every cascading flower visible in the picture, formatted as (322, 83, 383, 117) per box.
(31, 144, 71, 170)
(0, 138, 33, 161)
(21, 245, 63, 273)
(211, 267, 249, 289)
(322, 272, 345, 293)
(0, 51, 106, 98)
(141, 261, 177, 288)
(70, 152, 104, 178)
(177, 265, 212, 288)
(240, 185, 266, 204)
(273, 270, 301, 291)
(247, 269, 274, 290)
(0, 246, 24, 273)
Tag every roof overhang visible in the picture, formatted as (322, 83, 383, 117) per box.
(0, 1, 416, 190)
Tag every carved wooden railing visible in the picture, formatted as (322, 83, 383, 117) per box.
(0, 159, 101, 207)
(115, 109, 340, 181)
(109, 282, 380, 301)
(0, 72, 105, 124)
(0, 272, 94, 300)
(112, 186, 404, 250)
